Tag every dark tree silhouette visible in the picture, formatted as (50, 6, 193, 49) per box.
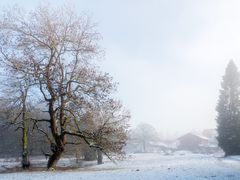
(216, 60, 240, 156)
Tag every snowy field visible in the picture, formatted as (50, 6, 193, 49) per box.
(1, 152, 240, 180)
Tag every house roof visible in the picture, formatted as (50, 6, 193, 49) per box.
(177, 133, 209, 141)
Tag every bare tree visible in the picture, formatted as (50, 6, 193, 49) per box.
(0, 74, 33, 168)
(78, 100, 130, 164)
(131, 123, 159, 153)
(0, 5, 129, 170)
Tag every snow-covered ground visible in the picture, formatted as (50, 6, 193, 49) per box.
(1, 152, 240, 179)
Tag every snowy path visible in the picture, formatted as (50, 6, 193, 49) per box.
(0, 153, 240, 180)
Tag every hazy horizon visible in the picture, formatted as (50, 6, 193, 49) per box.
(2, 0, 240, 137)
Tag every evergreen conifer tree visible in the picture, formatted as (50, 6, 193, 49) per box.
(216, 60, 240, 155)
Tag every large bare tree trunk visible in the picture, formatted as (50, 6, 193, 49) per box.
(47, 100, 66, 170)
(47, 145, 64, 170)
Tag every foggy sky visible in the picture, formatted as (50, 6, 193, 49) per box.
(1, 0, 240, 137)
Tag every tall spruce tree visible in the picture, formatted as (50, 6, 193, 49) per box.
(216, 60, 240, 155)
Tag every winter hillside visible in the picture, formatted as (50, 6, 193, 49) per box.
(1, 153, 240, 180)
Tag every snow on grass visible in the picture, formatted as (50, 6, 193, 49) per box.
(1, 153, 240, 179)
